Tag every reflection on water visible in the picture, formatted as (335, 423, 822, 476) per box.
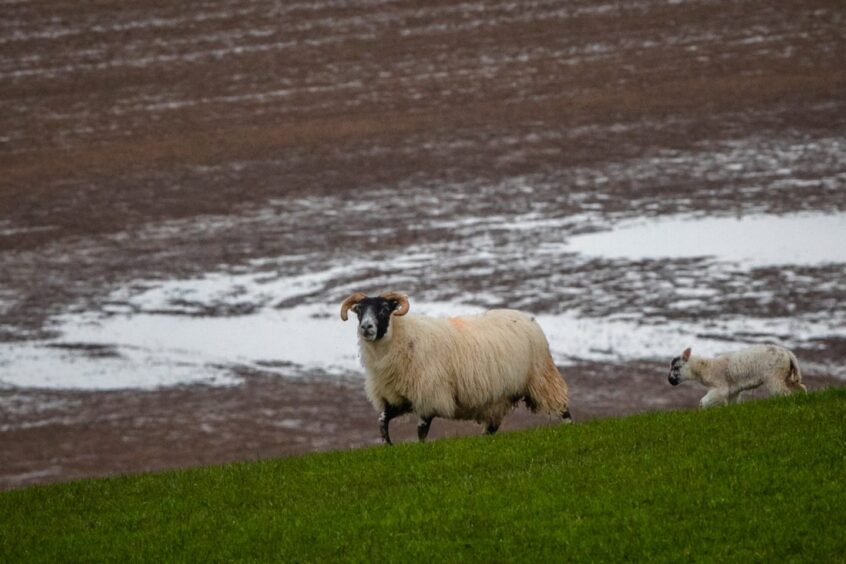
(2, 209, 845, 391)
(567, 212, 846, 266)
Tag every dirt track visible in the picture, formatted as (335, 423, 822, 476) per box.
(1, 0, 845, 489)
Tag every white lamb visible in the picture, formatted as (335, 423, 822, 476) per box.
(340, 292, 572, 444)
(668, 345, 806, 408)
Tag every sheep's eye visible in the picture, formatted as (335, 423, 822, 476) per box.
(381, 305, 391, 313)
(351, 305, 360, 313)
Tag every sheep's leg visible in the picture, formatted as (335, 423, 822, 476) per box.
(699, 388, 729, 408)
(378, 401, 411, 446)
(378, 410, 391, 445)
(484, 422, 500, 435)
(727, 391, 742, 405)
(417, 416, 434, 442)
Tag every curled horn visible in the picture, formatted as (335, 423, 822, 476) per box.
(380, 292, 409, 317)
(340, 292, 366, 321)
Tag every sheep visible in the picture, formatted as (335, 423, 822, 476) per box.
(667, 344, 806, 408)
(340, 291, 572, 444)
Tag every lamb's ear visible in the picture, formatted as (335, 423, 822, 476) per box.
(682, 347, 692, 361)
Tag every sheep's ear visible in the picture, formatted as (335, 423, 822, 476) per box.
(682, 347, 692, 361)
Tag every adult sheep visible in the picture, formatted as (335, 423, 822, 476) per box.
(340, 291, 572, 445)
(668, 345, 806, 408)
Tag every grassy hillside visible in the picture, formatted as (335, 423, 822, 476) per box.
(2, 389, 844, 562)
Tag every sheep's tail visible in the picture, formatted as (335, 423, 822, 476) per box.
(526, 353, 570, 416)
(786, 350, 807, 393)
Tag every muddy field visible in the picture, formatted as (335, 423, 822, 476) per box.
(1, 0, 845, 489)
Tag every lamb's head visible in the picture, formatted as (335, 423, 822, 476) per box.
(668, 347, 692, 386)
(340, 292, 409, 342)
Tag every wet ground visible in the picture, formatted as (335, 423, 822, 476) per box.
(1, 0, 845, 489)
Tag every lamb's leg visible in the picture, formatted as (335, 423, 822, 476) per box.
(769, 375, 807, 396)
(417, 416, 434, 442)
(765, 379, 792, 397)
(699, 388, 729, 408)
(378, 401, 411, 446)
(789, 382, 808, 394)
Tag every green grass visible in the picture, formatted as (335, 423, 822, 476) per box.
(2, 389, 845, 562)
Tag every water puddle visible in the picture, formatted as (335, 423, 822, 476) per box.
(1, 211, 843, 390)
(566, 212, 846, 266)
(1, 295, 842, 389)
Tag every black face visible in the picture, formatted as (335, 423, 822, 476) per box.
(668, 356, 683, 386)
(352, 297, 401, 342)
